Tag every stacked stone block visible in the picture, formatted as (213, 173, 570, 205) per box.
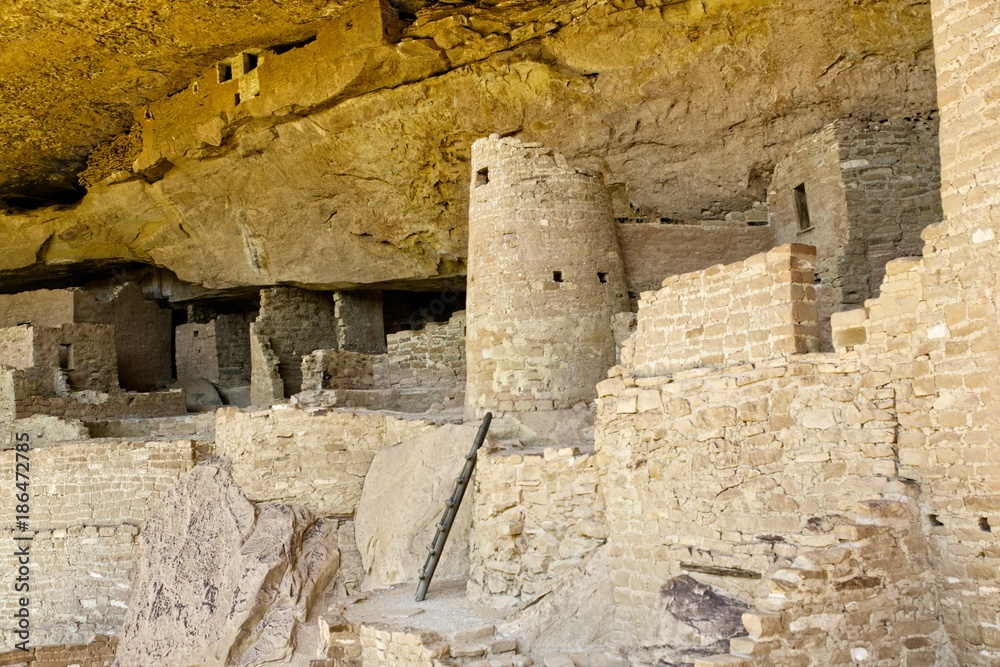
(469, 447, 606, 607)
(0, 439, 195, 649)
(625, 244, 819, 377)
(214, 405, 437, 516)
(465, 135, 628, 418)
(250, 287, 338, 404)
(769, 116, 943, 350)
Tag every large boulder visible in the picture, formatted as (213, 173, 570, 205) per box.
(114, 462, 340, 667)
(355, 422, 493, 590)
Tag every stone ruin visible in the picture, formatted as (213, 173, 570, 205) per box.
(0, 0, 996, 666)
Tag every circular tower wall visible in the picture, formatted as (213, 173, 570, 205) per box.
(465, 135, 629, 419)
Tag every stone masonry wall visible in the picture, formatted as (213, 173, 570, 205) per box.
(32, 324, 119, 392)
(175, 320, 220, 383)
(214, 406, 437, 516)
(374, 311, 465, 391)
(0, 440, 195, 531)
(0, 527, 138, 648)
(0, 439, 194, 649)
(769, 117, 942, 350)
(300, 349, 376, 392)
(335, 290, 386, 355)
(617, 221, 776, 295)
(465, 136, 629, 418)
(469, 446, 606, 608)
(625, 244, 819, 377)
(250, 287, 338, 403)
(595, 356, 949, 664)
(0, 326, 35, 368)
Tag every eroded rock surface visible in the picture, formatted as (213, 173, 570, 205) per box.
(0, 0, 935, 289)
(355, 422, 493, 590)
(114, 462, 340, 667)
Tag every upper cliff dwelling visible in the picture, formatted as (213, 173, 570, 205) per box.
(0, 0, 997, 665)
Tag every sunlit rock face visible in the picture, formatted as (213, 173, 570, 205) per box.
(0, 0, 936, 290)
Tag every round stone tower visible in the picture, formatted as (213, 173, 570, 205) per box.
(465, 135, 629, 419)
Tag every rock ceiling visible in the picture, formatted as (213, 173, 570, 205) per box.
(0, 0, 937, 291)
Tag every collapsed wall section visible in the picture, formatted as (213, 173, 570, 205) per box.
(250, 287, 338, 405)
(465, 136, 628, 418)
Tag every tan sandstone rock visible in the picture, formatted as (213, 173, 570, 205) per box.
(113, 462, 340, 667)
(355, 422, 493, 590)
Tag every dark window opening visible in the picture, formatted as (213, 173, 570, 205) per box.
(598, 272, 608, 284)
(747, 220, 769, 227)
(234, 93, 242, 106)
(980, 517, 992, 532)
(382, 289, 467, 334)
(476, 167, 489, 187)
(244, 52, 258, 73)
(553, 271, 563, 283)
(270, 35, 317, 55)
(217, 63, 233, 83)
(794, 183, 812, 231)
(58, 344, 73, 371)
(192, 82, 199, 94)
(928, 514, 944, 527)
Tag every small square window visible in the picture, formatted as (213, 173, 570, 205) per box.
(217, 63, 233, 83)
(553, 271, 563, 283)
(597, 272, 608, 284)
(476, 167, 489, 187)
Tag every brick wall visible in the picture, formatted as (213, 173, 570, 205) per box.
(465, 136, 629, 417)
(625, 244, 819, 377)
(469, 447, 605, 608)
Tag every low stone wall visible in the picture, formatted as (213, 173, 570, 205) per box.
(0, 440, 195, 531)
(84, 413, 216, 440)
(375, 312, 466, 391)
(215, 406, 439, 516)
(469, 447, 606, 607)
(358, 624, 448, 667)
(625, 244, 819, 377)
(0, 527, 138, 648)
(301, 349, 376, 392)
(596, 355, 899, 645)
